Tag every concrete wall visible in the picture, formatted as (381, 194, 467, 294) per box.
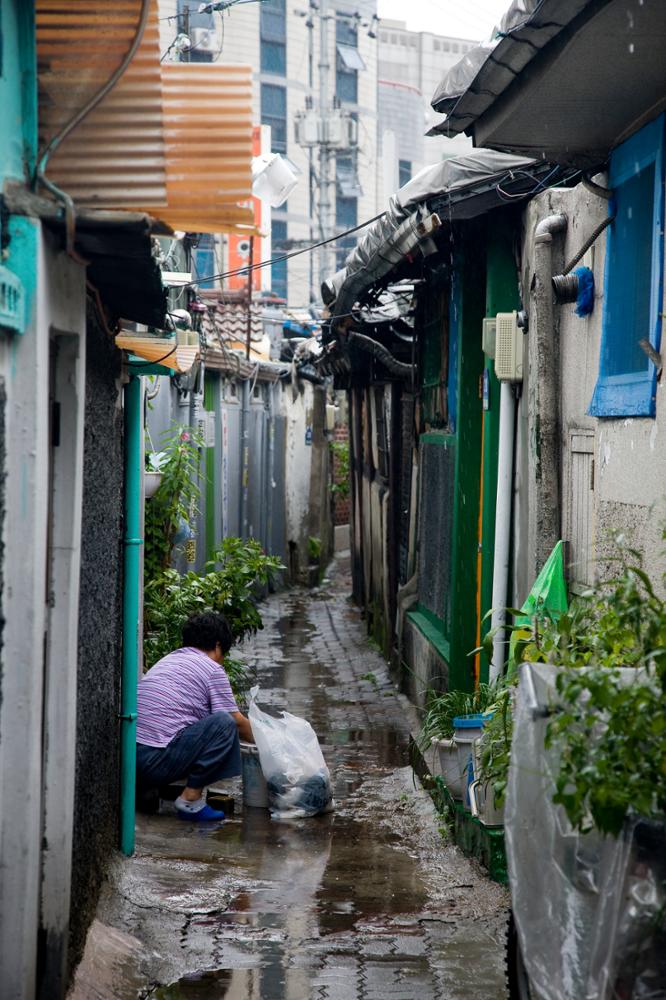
(0, 222, 90, 998)
(69, 305, 125, 978)
(516, 183, 666, 603)
(281, 379, 332, 581)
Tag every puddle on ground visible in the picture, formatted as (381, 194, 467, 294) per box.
(85, 584, 506, 1000)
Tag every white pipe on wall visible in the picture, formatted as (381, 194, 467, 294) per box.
(490, 382, 516, 682)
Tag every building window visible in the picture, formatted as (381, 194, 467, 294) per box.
(335, 193, 357, 268)
(336, 15, 361, 105)
(589, 115, 664, 418)
(260, 0, 286, 75)
(261, 83, 287, 153)
(399, 159, 412, 187)
(192, 234, 216, 289)
(271, 219, 288, 300)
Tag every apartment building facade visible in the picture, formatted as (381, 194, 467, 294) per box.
(377, 18, 478, 172)
(160, 0, 380, 309)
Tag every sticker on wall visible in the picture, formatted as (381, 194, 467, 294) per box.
(305, 426, 313, 446)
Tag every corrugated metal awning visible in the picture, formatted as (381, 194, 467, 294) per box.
(37, 0, 255, 234)
(115, 333, 199, 373)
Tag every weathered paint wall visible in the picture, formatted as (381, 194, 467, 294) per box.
(519, 183, 666, 602)
(146, 373, 330, 583)
(69, 305, 125, 976)
(0, 224, 89, 997)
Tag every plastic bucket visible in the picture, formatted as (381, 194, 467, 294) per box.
(432, 737, 464, 800)
(453, 715, 487, 809)
(241, 743, 268, 809)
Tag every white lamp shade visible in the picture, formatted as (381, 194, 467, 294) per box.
(252, 154, 299, 208)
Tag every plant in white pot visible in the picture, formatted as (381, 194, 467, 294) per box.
(418, 683, 502, 801)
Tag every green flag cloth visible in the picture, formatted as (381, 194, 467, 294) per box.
(508, 540, 568, 673)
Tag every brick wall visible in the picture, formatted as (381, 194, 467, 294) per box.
(332, 424, 351, 526)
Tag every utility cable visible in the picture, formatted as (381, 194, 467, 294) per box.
(179, 211, 386, 288)
(563, 213, 614, 275)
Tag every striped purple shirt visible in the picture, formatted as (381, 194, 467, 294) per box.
(136, 647, 239, 748)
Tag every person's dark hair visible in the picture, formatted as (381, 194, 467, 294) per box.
(182, 612, 234, 654)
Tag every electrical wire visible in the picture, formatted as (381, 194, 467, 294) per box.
(179, 211, 387, 288)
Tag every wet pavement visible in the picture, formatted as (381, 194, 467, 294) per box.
(69, 557, 508, 999)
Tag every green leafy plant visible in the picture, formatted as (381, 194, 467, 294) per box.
(143, 537, 284, 700)
(477, 685, 513, 807)
(331, 440, 350, 500)
(308, 535, 322, 562)
(144, 424, 203, 582)
(506, 532, 666, 836)
(417, 681, 503, 751)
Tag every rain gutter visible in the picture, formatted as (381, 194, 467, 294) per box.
(120, 374, 143, 856)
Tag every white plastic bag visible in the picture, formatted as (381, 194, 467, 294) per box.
(248, 686, 333, 820)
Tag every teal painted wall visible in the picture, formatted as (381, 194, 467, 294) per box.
(0, 2, 37, 184)
(1, 3, 38, 337)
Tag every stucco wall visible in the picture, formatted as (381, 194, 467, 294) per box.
(69, 306, 125, 974)
(518, 183, 666, 602)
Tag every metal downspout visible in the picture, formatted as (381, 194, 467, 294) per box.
(120, 374, 142, 856)
(490, 382, 516, 682)
(532, 213, 567, 574)
(239, 380, 250, 539)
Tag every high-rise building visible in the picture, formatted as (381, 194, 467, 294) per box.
(377, 18, 479, 180)
(159, 0, 379, 308)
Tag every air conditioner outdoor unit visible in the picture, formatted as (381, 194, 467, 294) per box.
(190, 27, 218, 53)
(494, 310, 523, 382)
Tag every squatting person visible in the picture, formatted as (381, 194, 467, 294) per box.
(136, 611, 254, 821)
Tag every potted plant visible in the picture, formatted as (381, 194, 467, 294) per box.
(419, 683, 502, 801)
(471, 685, 513, 825)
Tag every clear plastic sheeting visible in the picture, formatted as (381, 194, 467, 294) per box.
(430, 42, 497, 115)
(322, 150, 536, 313)
(506, 663, 666, 1000)
(430, 0, 542, 113)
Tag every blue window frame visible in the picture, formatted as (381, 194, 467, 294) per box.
(589, 115, 665, 418)
(260, 0, 286, 75)
(192, 234, 215, 289)
(271, 219, 288, 300)
(260, 83, 287, 153)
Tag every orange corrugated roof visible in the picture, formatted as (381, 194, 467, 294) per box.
(36, 0, 255, 235)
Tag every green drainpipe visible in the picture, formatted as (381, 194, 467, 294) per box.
(120, 373, 142, 856)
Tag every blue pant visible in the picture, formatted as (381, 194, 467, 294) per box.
(136, 712, 241, 790)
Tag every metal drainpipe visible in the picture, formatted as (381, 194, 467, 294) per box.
(266, 384, 275, 551)
(120, 373, 142, 856)
(490, 381, 516, 682)
(239, 380, 250, 539)
(532, 213, 567, 574)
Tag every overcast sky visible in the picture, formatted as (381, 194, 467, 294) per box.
(377, 0, 510, 42)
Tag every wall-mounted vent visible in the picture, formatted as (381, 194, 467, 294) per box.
(494, 310, 523, 382)
(0, 267, 25, 335)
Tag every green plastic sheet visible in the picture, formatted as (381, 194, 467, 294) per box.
(508, 540, 568, 672)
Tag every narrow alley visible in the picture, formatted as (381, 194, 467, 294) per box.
(71, 557, 507, 1000)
